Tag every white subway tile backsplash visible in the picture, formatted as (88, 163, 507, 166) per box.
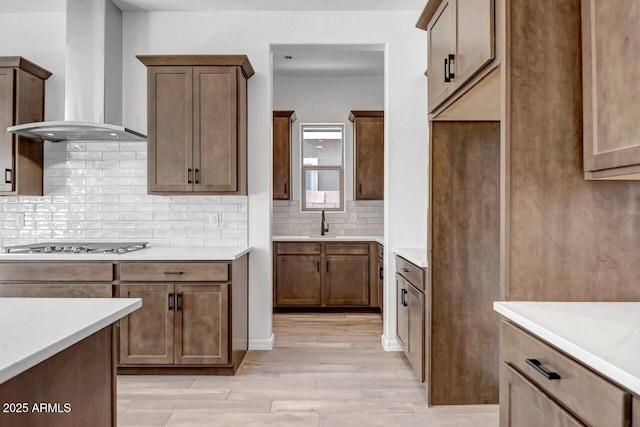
(272, 200, 383, 237)
(0, 143, 248, 250)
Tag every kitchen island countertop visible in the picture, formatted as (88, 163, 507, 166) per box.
(494, 301, 640, 396)
(0, 298, 141, 384)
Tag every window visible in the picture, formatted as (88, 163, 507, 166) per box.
(301, 124, 344, 211)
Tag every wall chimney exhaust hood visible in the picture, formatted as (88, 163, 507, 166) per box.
(8, 0, 146, 143)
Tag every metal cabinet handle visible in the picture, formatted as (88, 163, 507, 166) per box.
(317, 261, 320, 272)
(401, 288, 408, 306)
(448, 54, 455, 79)
(194, 168, 199, 184)
(4, 168, 11, 184)
(187, 168, 192, 184)
(526, 359, 561, 380)
(164, 271, 184, 275)
(444, 57, 450, 83)
(401, 267, 410, 273)
(359, 183, 363, 194)
(284, 182, 287, 194)
(379, 266, 384, 280)
(167, 293, 174, 311)
(175, 293, 183, 311)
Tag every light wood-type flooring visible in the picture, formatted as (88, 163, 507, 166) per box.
(117, 313, 498, 426)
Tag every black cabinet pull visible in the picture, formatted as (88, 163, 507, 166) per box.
(444, 57, 450, 83)
(187, 168, 192, 184)
(326, 261, 329, 273)
(379, 266, 384, 280)
(317, 261, 320, 272)
(4, 168, 11, 184)
(526, 359, 561, 380)
(164, 271, 184, 275)
(447, 54, 455, 80)
(167, 293, 174, 311)
(401, 267, 410, 273)
(284, 182, 287, 194)
(359, 183, 363, 194)
(401, 288, 408, 306)
(175, 293, 183, 311)
(194, 168, 199, 184)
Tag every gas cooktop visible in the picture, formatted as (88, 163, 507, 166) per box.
(3, 242, 148, 254)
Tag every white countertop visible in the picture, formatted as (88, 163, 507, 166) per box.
(0, 298, 141, 384)
(273, 235, 383, 245)
(392, 248, 428, 268)
(0, 246, 252, 261)
(494, 301, 640, 396)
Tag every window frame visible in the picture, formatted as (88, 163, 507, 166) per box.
(299, 123, 346, 212)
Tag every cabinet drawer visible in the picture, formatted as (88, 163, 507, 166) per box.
(501, 321, 630, 427)
(0, 283, 112, 298)
(120, 262, 229, 282)
(395, 256, 425, 291)
(377, 243, 384, 259)
(325, 243, 369, 255)
(0, 262, 113, 282)
(275, 242, 321, 255)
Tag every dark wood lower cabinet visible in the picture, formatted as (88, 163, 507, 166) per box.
(324, 255, 369, 306)
(501, 364, 583, 427)
(407, 283, 425, 380)
(275, 255, 321, 306)
(396, 277, 409, 349)
(176, 284, 229, 365)
(273, 242, 376, 309)
(119, 284, 175, 365)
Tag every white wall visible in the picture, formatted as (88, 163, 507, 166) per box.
(122, 10, 427, 350)
(273, 74, 383, 201)
(0, 12, 66, 120)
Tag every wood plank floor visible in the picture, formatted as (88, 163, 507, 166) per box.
(118, 313, 498, 426)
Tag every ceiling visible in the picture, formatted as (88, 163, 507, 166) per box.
(0, 0, 423, 13)
(273, 45, 384, 76)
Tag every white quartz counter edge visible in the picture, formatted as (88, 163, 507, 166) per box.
(0, 246, 252, 261)
(494, 302, 640, 396)
(273, 236, 383, 245)
(0, 298, 141, 384)
(392, 248, 428, 268)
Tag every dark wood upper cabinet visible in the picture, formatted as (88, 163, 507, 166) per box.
(273, 110, 295, 200)
(137, 55, 254, 195)
(0, 57, 51, 196)
(582, 0, 640, 179)
(349, 110, 384, 200)
(417, 0, 495, 113)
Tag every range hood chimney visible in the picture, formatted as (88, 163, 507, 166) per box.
(8, 0, 145, 143)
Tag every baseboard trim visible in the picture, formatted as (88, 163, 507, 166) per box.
(381, 334, 402, 351)
(249, 333, 274, 351)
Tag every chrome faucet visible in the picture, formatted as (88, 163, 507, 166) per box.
(321, 209, 329, 236)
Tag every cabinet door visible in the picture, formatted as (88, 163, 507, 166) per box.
(119, 284, 175, 365)
(582, 0, 640, 173)
(175, 284, 229, 365)
(407, 284, 425, 382)
(377, 256, 384, 311)
(193, 66, 238, 192)
(273, 115, 291, 200)
(148, 66, 193, 193)
(500, 364, 584, 427)
(396, 275, 409, 351)
(0, 68, 15, 193)
(428, 0, 456, 113)
(354, 116, 384, 200)
(454, 0, 495, 88)
(324, 255, 369, 306)
(275, 255, 321, 306)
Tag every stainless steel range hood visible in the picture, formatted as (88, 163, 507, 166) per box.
(8, 0, 146, 143)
